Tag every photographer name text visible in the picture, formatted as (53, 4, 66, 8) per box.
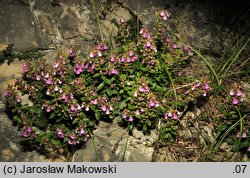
(16, 164, 117, 174)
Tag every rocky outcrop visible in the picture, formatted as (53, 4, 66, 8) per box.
(0, 0, 134, 52)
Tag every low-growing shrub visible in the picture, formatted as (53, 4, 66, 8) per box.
(4, 10, 213, 154)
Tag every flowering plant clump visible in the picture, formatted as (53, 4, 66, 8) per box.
(4, 10, 211, 152)
(217, 85, 250, 153)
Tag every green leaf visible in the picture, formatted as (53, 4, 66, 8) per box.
(95, 112, 100, 120)
(119, 101, 127, 110)
(128, 124, 133, 130)
(97, 82, 105, 91)
(90, 104, 96, 111)
(101, 76, 111, 84)
(93, 73, 100, 78)
(72, 118, 79, 124)
(128, 104, 136, 110)
(147, 121, 152, 127)
(119, 90, 124, 94)
(106, 89, 112, 96)
(111, 90, 118, 95)
(140, 67, 148, 71)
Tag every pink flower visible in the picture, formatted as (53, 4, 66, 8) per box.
(68, 48, 74, 57)
(232, 98, 238, 105)
(99, 59, 104, 65)
(139, 86, 145, 93)
(162, 15, 167, 21)
(105, 109, 110, 115)
(91, 99, 98, 105)
(236, 90, 242, 96)
(46, 89, 51, 95)
(53, 62, 59, 68)
(247, 146, 250, 152)
(89, 52, 95, 58)
(70, 133, 76, 140)
(173, 43, 177, 48)
(68, 140, 74, 145)
(109, 105, 113, 111)
(122, 112, 127, 119)
(56, 128, 65, 139)
(27, 127, 32, 133)
(3, 90, 9, 97)
(21, 127, 34, 138)
(36, 75, 40, 81)
(167, 111, 173, 118)
(135, 109, 140, 116)
(62, 94, 68, 103)
(54, 85, 59, 92)
(203, 83, 210, 90)
(45, 78, 52, 85)
(173, 113, 178, 120)
(129, 115, 134, 122)
(144, 87, 150, 93)
(111, 68, 118, 75)
(98, 51, 102, 57)
(69, 93, 74, 99)
(237, 132, 240, 138)
(80, 128, 85, 135)
(183, 46, 190, 52)
(120, 18, 125, 23)
(23, 62, 29, 73)
(46, 106, 51, 112)
(160, 11, 165, 17)
(138, 97, 143, 101)
(132, 55, 138, 61)
(77, 104, 81, 110)
(16, 95, 21, 103)
(103, 43, 108, 50)
(126, 57, 131, 63)
(85, 105, 89, 111)
(101, 105, 107, 112)
(149, 100, 155, 107)
(110, 56, 115, 62)
(129, 51, 134, 57)
(45, 73, 49, 79)
(71, 105, 77, 112)
(242, 132, 247, 138)
(195, 82, 201, 87)
(229, 89, 235, 96)
(134, 92, 138, 97)
(146, 41, 151, 48)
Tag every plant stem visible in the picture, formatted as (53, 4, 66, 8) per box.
(190, 46, 221, 85)
(91, 0, 104, 43)
(221, 38, 250, 79)
(121, 134, 129, 162)
(164, 65, 178, 108)
(88, 129, 100, 161)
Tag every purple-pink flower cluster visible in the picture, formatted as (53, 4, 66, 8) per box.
(21, 126, 35, 138)
(23, 61, 29, 73)
(229, 87, 245, 105)
(139, 28, 157, 53)
(185, 81, 211, 97)
(164, 110, 180, 120)
(74, 61, 96, 75)
(160, 10, 171, 21)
